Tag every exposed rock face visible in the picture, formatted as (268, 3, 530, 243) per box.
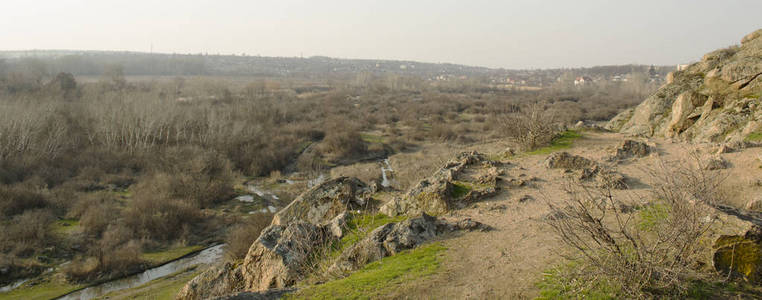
(271, 177, 369, 226)
(328, 214, 488, 276)
(609, 28, 762, 142)
(241, 222, 333, 292)
(380, 151, 498, 216)
(611, 140, 651, 160)
(176, 262, 245, 300)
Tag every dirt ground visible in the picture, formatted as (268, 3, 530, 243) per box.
(385, 131, 762, 299)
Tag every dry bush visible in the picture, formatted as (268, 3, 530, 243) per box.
(320, 129, 367, 159)
(124, 173, 204, 241)
(0, 209, 54, 255)
(546, 155, 724, 297)
(224, 214, 274, 261)
(501, 103, 558, 151)
(0, 185, 48, 217)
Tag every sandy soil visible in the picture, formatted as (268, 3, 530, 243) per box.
(388, 131, 762, 299)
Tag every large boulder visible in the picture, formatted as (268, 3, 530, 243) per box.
(380, 151, 498, 216)
(241, 222, 333, 292)
(271, 177, 369, 226)
(708, 205, 762, 283)
(176, 262, 245, 300)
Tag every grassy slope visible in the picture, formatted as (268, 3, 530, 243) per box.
(290, 243, 447, 299)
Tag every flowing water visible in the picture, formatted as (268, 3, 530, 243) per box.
(380, 159, 394, 188)
(57, 244, 225, 300)
(0, 278, 30, 293)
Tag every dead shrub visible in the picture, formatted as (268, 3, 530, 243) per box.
(0, 185, 48, 217)
(320, 129, 367, 159)
(0, 209, 54, 255)
(546, 155, 724, 297)
(501, 103, 558, 151)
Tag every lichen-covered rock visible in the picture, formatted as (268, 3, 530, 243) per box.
(705, 205, 762, 283)
(544, 152, 597, 170)
(329, 212, 352, 239)
(380, 151, 497, 216)
(271, 177, 369, 226)
(546, 152, 628, 190)
(176, 262, 245, 300)
(605, 108, 634, 131)
(328, 214, 488, 276)
(613, 29, 762, 143)
(611, 139, 651, 160)
(241, 222, 333, 292)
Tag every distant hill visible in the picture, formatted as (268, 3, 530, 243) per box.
(0, 50, 673, 86)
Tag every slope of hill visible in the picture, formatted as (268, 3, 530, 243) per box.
(608, 29, 762, 143)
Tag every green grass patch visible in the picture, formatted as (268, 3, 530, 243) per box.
(745, 132, 762, 142)
(536, 262, 620, 300)
(141, 245, 205, 265)
(360, 133, 384, 144)
(637, 202, 670, 231)
(450, 181, 472, 199)
(289, 242, 446, 299)
(49, 219, 81, 236)
(0, 277, 82, 300)
(336, 214, 408, 254)
(526, 130, 583, 156)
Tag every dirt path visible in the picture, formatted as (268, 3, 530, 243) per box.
(395, 131, 762, 299)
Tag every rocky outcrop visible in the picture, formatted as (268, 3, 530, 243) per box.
(610, 139, 651, 160)
(609, 29, 762, 143)
(380, 151, 499, 216)
(328, 214, 488, 276)
(545, 152, 627, 189)
(176, 262, 246, 300)
(241, 222, 333, 292)
(271, 177, 370, 226)
(544, 152, 597, 169)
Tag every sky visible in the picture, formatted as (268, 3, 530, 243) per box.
(1, 0, 761, 69)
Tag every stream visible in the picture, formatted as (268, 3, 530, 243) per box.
(0, 278, 30, 293)
(57, 244, 225, 300)
(380, 159, 395, 188)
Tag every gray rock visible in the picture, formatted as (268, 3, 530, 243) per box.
(611, 140, 652, 160)
(380, 151, 497, 216)
(544, 152, 597, 170)
(272, 177, 369, 226)
(328, 214, 488, 277)
(176, 262, 245, 300)
(241, 222, 333, 292)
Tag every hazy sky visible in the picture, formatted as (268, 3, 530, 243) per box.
(2, 0, 761, 69)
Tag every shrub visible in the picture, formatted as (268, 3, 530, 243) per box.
(501, 103, 558, 151)
(546, 154, 724, 297)
(321, 129, 367, 159)
(0, 185, 48, 217)
(224, 214, 273, 261)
